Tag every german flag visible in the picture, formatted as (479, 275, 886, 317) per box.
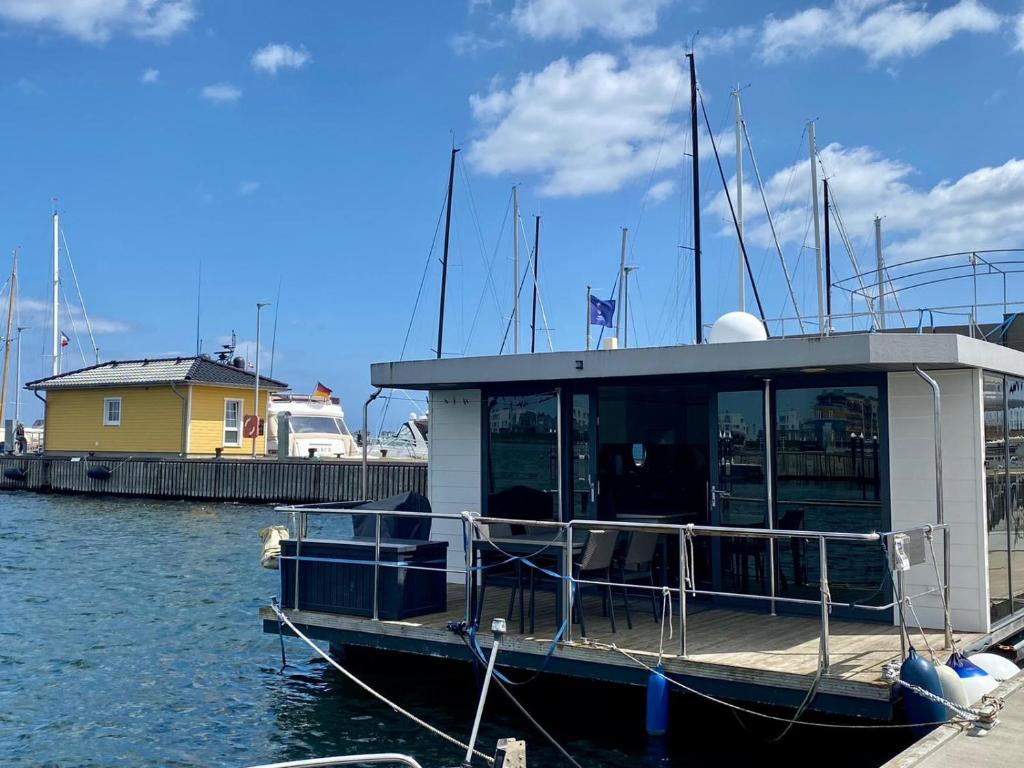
(312, 382, 332, 401)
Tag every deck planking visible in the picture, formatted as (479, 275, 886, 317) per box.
(262, 583, 983, 714)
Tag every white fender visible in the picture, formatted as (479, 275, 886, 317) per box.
(969, 653, 1021, 682)
(934, 663, 969, 711)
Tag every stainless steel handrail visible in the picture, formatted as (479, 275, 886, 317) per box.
(273, 505, 953, 672)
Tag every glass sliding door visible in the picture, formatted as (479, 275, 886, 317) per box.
(486, 391, 560, 521)
(714, 388, 769, 595)
(985, 374, 1012, 622)
(570, 392, 596, 520)
(774, 383, 886, 609)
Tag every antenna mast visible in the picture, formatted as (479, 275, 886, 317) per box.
(733, 88, 744, 311)
(530, 215, 540, 353)
(436, 147, 458, 359)
(688, 53, 703, 344)
(808, 122, 824, 334)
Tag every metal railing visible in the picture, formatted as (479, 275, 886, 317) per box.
(275, 504, 952, 676)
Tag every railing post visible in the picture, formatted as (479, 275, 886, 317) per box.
(818, 536, 830, 672)
(678, 527, 688, 658)
(943, 526, 952, 650)
(563, 522, 573, 644)
(464, 513, 474, 627)
(372, 513, 381, 621)
(897, 566, 907, 661)
(293, 510, 305, 612)
(763, 377, 776, 617)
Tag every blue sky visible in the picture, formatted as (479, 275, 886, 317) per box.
(1, 0, 1023, 429)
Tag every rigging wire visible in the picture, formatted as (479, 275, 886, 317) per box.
(59, 228, 99, 364)
(516, 213, 554, 352)
(741, 117, 805, 333)
(698, 89, 769, 332)
(464, 187, 512, 353)
(377, 181, 450, 437)
(458, 156, 506, 346)
(60, 283, 87, 366)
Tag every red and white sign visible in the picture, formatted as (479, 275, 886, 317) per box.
(243, 415, 260, 439)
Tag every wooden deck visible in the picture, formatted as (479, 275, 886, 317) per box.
(261, 583, 984, 720)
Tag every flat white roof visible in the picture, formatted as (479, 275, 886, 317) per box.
(370, 333, 1024, 390)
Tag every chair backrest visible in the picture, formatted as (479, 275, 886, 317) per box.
(481, 522, 512, 539)
(623, 531, 659, 570)
(579, 529, 619, 571)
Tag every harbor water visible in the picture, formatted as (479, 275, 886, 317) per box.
(2, 492, 914, 767)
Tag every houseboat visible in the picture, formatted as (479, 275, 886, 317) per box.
(263, 320, 1024, 724)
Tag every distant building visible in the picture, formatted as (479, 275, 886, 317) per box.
(25, 356, 287, 457)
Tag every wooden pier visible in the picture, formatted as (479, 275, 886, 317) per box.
(0, 455, 426, 503)
(262, 583, 983, 721)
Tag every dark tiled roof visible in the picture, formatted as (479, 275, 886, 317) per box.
(25, 356, 288, 390)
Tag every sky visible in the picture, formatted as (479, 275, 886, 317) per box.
(0, 0, 1023, 430)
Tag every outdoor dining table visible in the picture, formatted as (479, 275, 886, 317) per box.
(473, 529, 585, 633)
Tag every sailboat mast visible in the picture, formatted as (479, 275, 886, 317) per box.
(512, 185, 519, 354)
(616, 227, 627, 343)
(733, 89, 744, 312)
(530, 215, 539, 354)
(436, 147, 458, 359)
(688, 53, 703, 344)
(808, 122, 824, 334)
(51, 209, 60, 375)
(0, 250, 16, 431)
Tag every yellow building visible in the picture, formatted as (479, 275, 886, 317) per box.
(26, 356, 288, 457)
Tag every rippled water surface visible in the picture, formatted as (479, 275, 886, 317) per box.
(1, 492, 913, 767)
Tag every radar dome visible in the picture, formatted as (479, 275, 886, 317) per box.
(708, 311, 768, 344)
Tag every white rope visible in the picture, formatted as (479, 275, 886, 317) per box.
(271, 602, 495, 765)
(594, 642, 975, 731)
(881, 666, 1001, 722)
(657, 586, 673, 666)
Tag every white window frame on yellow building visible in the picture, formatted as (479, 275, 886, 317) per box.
(223, 398, 243, 447)
(103, 397, 122, 426)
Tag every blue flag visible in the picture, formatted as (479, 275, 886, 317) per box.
(589, 295, 615, 327)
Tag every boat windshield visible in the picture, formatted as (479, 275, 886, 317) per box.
(287, 416, 345, 435)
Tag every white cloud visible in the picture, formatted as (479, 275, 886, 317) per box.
(449, 31, 505, 56)
(18, 297, 130, 335)
(251, 43, 311, 75)
(238, 180, 260, 195)
(511, 0, 669, 41)
(468, 47, 728, 197)
(201, 82, 241, 103)
(644, 178, 675, 203)
(710, 143, 1024, 266)
(140, 67, 159, 84)
(0, 0, 195, 43)
(1016, 13, 1024, 50)
(696, 25, 756, 57)
(759, 0, 1001, 63)
(15, 76, 40, 94)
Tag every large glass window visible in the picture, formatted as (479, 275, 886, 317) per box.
(486, 392, 559, 520)
(1008, 378, 1024, 614)
(774, 384, 885, 606)
(986, 374, 1012, 622)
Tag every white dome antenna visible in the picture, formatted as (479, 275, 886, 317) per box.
(709, 311, 767, 344)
